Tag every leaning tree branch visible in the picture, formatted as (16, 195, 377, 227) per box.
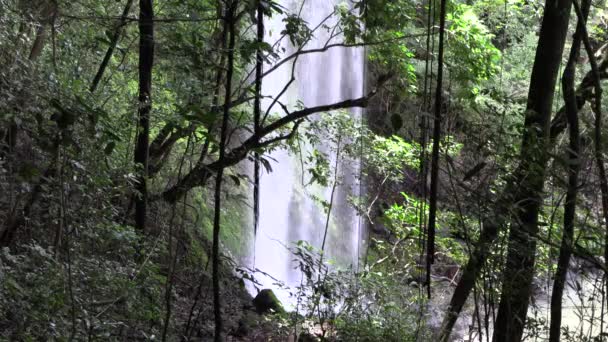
(146, 95, 255, 176)
(159, 74, 391, 203)
(550, 53, 608, 140)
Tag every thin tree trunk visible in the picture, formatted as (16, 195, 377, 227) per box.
(321, 136, 342, 256)
(52, 138, 65, 254)
(90, 0, 134, 93)
(2, 0, 57, 157)
(161, 135, 192, 341)
(577, 0, 608, 325)
(134, 0, 154, 231)
(493, 0, 572, 338)
(212, 1, 237, 340)
(183, 17, 229, 338)
(253, 0, 264, 243)
(426, 0, 447, 299)
(548, 0, 589, 339)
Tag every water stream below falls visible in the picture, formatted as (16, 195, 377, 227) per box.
(248, 0, 366, 306)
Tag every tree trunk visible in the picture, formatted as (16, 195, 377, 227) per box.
(549, 1, 589, 339)
(134, 0, 154, 231)
(426, 0, 447, 299)
(212, 1, 237, 340)
(493, 0, 572, 339)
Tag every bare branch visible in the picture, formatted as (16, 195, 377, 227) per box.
(259, 34, 426, 84)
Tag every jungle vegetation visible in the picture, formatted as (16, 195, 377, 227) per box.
(1, 0, 608, 341)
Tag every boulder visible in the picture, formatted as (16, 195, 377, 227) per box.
(252, 289, 285, 314)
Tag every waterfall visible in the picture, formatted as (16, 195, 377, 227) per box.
(249, 0, 366, 306)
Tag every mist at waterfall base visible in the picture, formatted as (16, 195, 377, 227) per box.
(243, 0, 366, 309)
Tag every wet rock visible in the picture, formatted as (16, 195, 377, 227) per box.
(252, 289, 285, 314)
